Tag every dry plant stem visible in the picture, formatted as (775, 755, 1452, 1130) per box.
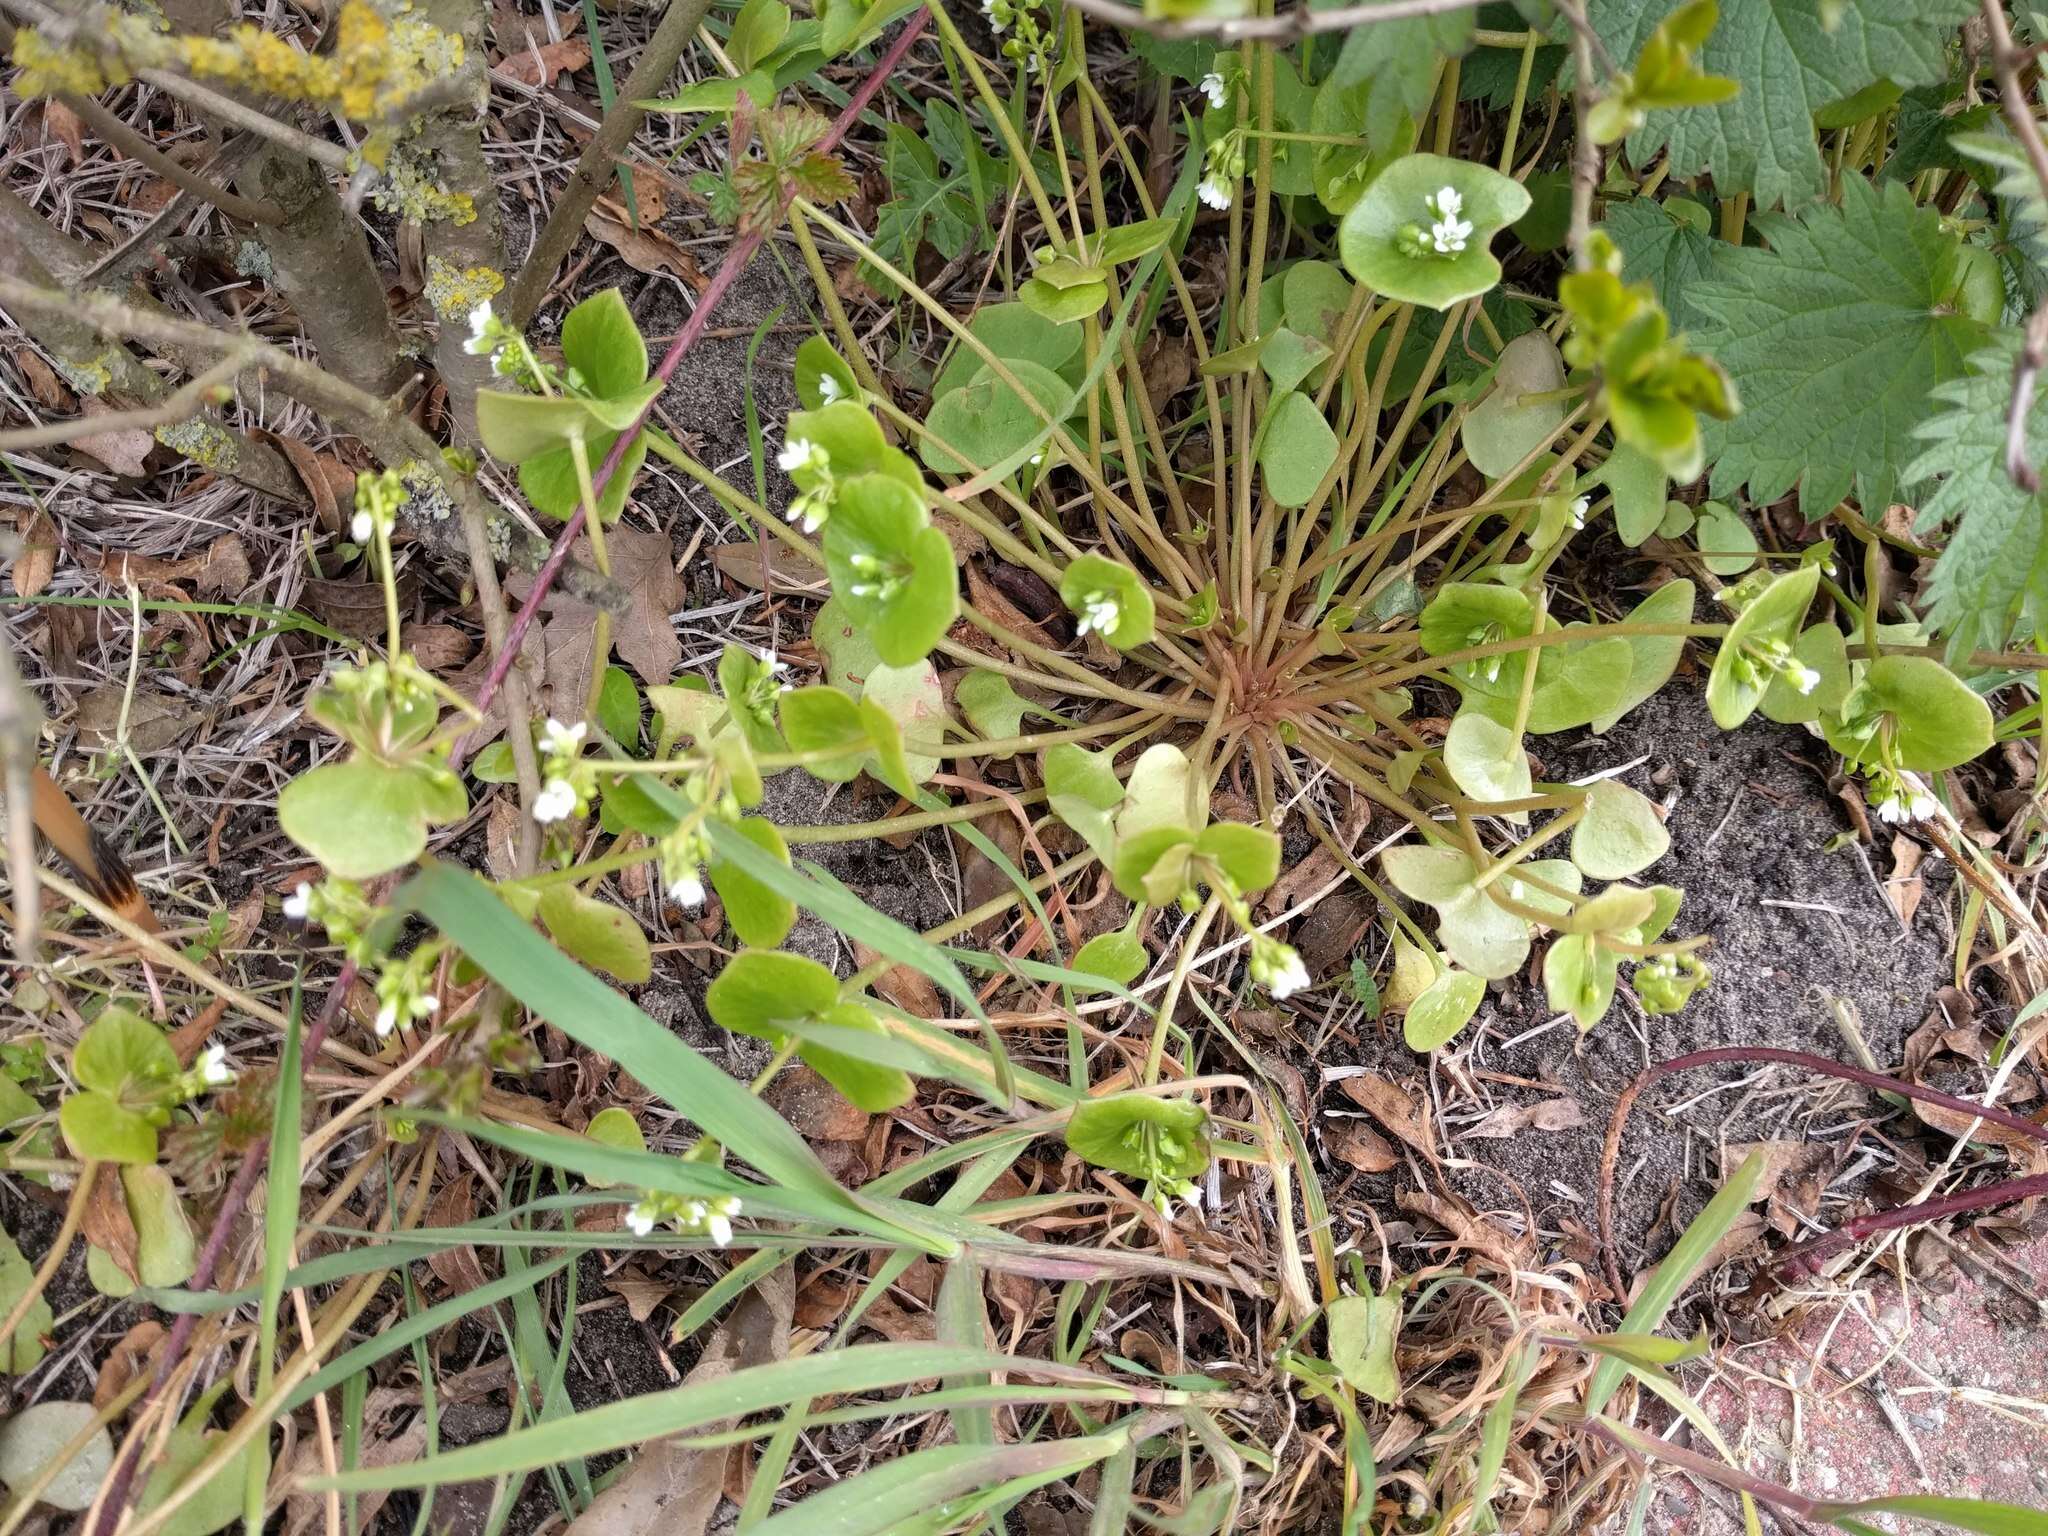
(0, 352, 250, 453)
(57, 88, 283, 223)
(1980, 0, 2048, 490)
(1596, 1045, 2048, 1303)
(499, 0, 720, 327)
(1060, 0, 1483, 41)
(87, 961, 359, 1536)
(462, 7, 933, 733)
(454, 477, 543, 871)
(0, 630, 42, 964)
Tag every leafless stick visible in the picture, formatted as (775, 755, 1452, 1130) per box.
(58, 90, 284, 225)
(1981, 0, 2048, 489)
(0, 629, 41, 965)
(1058, 0, 1481, 43)
(0, 351, 252, 453)
(1556, 0, 1604, 268)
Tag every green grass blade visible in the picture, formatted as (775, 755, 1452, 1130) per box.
(747, 1436, 1126, 1536)
(307, 1345, 1096, 1492)
(936, 1256, 995, 1447)
(1586, 1150, 1763, 1415)
(246, 975, 305, 1535)
(1818, 1497, 2048, 1535)
(396, 863, 849, 1204)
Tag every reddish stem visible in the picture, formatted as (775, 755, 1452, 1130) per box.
(1599, 1045, 2048, 1302)
(452, 6, 932, 768)
(91, 962, 357, 1536)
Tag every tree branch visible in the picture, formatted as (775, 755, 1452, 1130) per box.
(57, 88, 284, 225)
(0, 351, 252, 453)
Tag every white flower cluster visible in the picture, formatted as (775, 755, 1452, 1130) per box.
(778, 435, 835, 533)
(1248, 933, 1311, 999)
(658, 821, 714, 910)
(1198, 129, 1247, 212)
(1424, 185, 1472, 255)
(534, 717, 589, 826)
(1074, 590, 1121, 639)
(1199, 70, 1230, 111)
(371, 957, 441, 1039)
(623, 1192, 743, 1246)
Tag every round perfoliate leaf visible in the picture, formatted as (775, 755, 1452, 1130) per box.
(795, 334, 861, 410)
(1060, 553, 1156, 651)
(1545, 933, 1618, 1031)
(1706, 565, 1820, 730)
(1065, 1094, 1210, 1183)
(0, 1401, 113, 1511)
(1462, 332, 1568, 479)
(1338, 153, 1533, 311)
(560, 287, 650, 401)
(820, 474, 957, 667)
(1824, 655, 1994, 773)
(1403, 968, 1486, 1051)
(705, 951, 840, 1040)
(1071, 928, 1148, 991)
(1759, 623, 1851, 725)
(278, 758, 467, 880)
(74, 1007, 177, 1094)
(1571, 779, 1670, 880)
(1195, 821, 1282, 895)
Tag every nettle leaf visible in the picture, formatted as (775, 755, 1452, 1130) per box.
(1824, 656, 1994, 773)
(1463, 332, 1568, 479)
(1572, 779, 1670, 880)
(820, 474, 957, 667)
(561, 288, 649, 401)
(795, 334, 861, 410)
(1444, 710, 1532, 816)
(1044, 743, 1124, 863)
(539, 887, 652, 984)
(1586, 0, 1973, 209)
(708, 819, 798, 948)
(1706, 564, 1819, 729)
(1591, 578, 1695, 733)
(921, 359, 1070, 476)
(1905, 338, 2048, 657)
(1688, 177, 1991, 520)
(1061, 553, 1157, 650)
(858, 661, 945, 788)
(279, 757, 467, 880)
(1603, 198, 1717, 331)
(1339, 153, 1531, 311)
(1260, 393, 1340, 507)
(872, 102, 1001, 279)
(1065, 1095, 1210, 1183)
(1760, 624, 1850, 724)
(1403, 968, 1486, 1052)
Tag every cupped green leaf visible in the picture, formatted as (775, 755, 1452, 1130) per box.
(1071, 928, 1149, 991)
(922, 358, 1073, 477)
(821, 474, 957, 667)
(74, 1006, 177, 1095)
(1706, 564, 1820, 729)
(1572, 779, 1670, 880)
(791, 1002, 916, 1112)
(1060, 553, 1156, 650)
(859, 661, 944, 787)
(1759, 623, 1850, 725)
(1194, 822, 1282, 896)
(1338, 153, 1532, 311)
(1825, 655, 1994, 773)
(708, 817, 799, 949)
(518, 428, 647, 522)
(60, 1093, 157, 1165)
(1065, 1094, 1209, 1182)
(1327, 1286, 1404, 1403)
(560, 288, 649, 401)
(278, 758, 467, 880)
(1403, 968, 1485, 1051)
(1044, 743, 1124, 863)
(1544, 932, 1618, 1031)
(538, 887, 652, 984)
(795, 334, 861, 410)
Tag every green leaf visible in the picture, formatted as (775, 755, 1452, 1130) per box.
(1338, 153, 1531, 311)
(1544, 932, 1619, 1031)
(1259, 392, 1339, 508)
(1603, 197, 1718, 332)
(538, 886, 652, 984)
(1326, 1287, 1403, 1404)
(1590, 578, 1694, 732)
(74, 1005, 177, 1094)
(1195, 822, 1281, 896)
(872, 102, 1001, 279)
(921, 359, 1071, 476)
(821, 475, 957, 667)
(1113, 743, 1198, 845)
(1403, 968, 1485, 1051)
(1060, 553, 1157, 650)
(1825, 656, 1994, 773)
(1572, 779, 1670, 880)
(811, 597, 887, 694)
(956, 670, 1040, 749)
(519, 428, 647, 522)
(1071, 930, 1148, 991)
(1818, 1496, 2048, 1536)
(1382, 847, 1580, 980)
(1759, 624, 1850, 724)
(1464, 634, 1634, 734)
(637, 71, 774, 113)
(1444, 710, 1532, 813)
(707, 817, 799, 948)
(585, 1105, 645, 1155)
(1462, 333, 1568, 479)
(1328, 3, 1476, 149)
(597, 665, 640, 749)
(1688, 176, 1991, 519)
(560, 288, 649, 401)
(1065, 1095, 1209, 1182)
(60, 1092, 157, 1165)
(0, 1229, 52, 1372)
(0, 1401, 113, 1511)
(476, 380, 663, 464)
(789, 1002, 916, 1112)
(1706, 564, 1819, 729)
(1586, 0, 1973, 208)
(1596, 440, 1669, 547)
(1905, 337, 2048, 657)
(138, 1387, 254, 1536)
(859, 662, 944, 787)
(708, 950, 841, 1040)
(1094, 217, 1176, 266)
(1693, 501, 1755, 577)
(930, 303, 1084, 401)
(121, 1164, 196, 1288)
(394, 866, 854, 1205)
(780, 684, 870, 782)
(1044, 743, 1124, 863)
(795, 334, 861, 410)
(1018, 274, 1109, 325)
(278, 758, 467, 880)
(728, 0, 790, 70)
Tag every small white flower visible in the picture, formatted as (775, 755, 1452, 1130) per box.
(785, 487, 830, 534)
(533, 777, 578, 824)
(283, 882, 312, 921)
(708, 1196, 740, 1246)
(1200, 71, 1229, 111)
(541, 718, 587, 757)
(351, 510, 375, 543)
(777, 436, 824, 476)
(1028, 449, 1046, 468)
(1075, 592, 1121, 638)
(1569, 495, 1591, 530)
(981, 0, 1006, 31)
(415, 995, 441, 1018)
(1198, 175, 1233, 212)
(463, 301, 496, 355)
(669, 872, 706, 908)
(757, 647, 789, 677)
(623, 1202, 657, 1237)
(1430, 185, 1463, 220)
(197, 1044, 234, 1087)
(1787, 663, 1821, 696)
(1430, 217, 1473, 254)
(1267, 948, 1311, 999)
(817, 373, 846, 405)
(374, 1002, 399, 1038)
(1909, 792, 1941, 821)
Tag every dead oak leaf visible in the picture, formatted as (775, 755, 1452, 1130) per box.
(607, 523, 684, 685)
(585, 205, 708, 290)
(492, 36, 591, 87)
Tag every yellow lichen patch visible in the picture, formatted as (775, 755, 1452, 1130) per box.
(424, 257, 504, 320)
(367, 135, 479, 224)
(155, 417, 241, 471)
(9, 25, 132, 97)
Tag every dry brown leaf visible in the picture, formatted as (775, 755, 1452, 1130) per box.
(75, 684, 197, 754)
(492, 36, 590, 86)
(1463, 1097, 1586, 1140)
(14, 346, 70, 411)
(764, 1063, 870, 1143)
(585, 208, 708, 289)
(1725, 1139, 1836, 1236)
(127, 176, 180, 214)
(82, 1166, 142, 1286)
(713, 538, 827, 594)
(10, 508, 56, 600)
(1325, 1120, 1397, 1175)
(284, 1418, 428, 1536)
(93, 1319, 165, 1411)
(269, 436, 355, 530)
(424, 1173, 489, 1296)
(965, 561, 1063, 653)
(1910, 1099, 2048, 1172)
(403, 622, 476, 672)
(483, 793, 525, 881)
(605, 1268, 675, 1322)
(1396, 1189, 1533, 1271)
(41, 99, 84, 165)
(73, 399, 154, 476)
(1334, 1072, 1435, 1159)
(1884, 833, 1925, 929)
(94, 533, 250, 597)
(166, 998, 229, 1069)
(607, 524, 685, 685)
(853, 941, 942, 1019)
(304, 566, 423, 641)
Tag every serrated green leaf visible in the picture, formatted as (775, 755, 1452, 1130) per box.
(1688, 176, 1991, 519)
(1603, 198, 1718, 332)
